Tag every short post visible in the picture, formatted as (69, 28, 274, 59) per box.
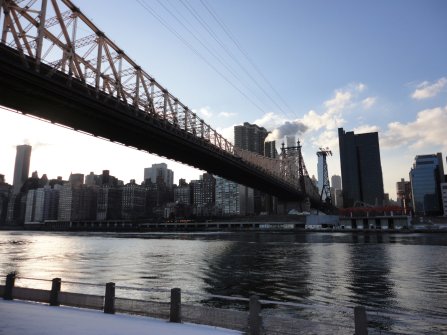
(354, 306, 368, 335)
(49, 278, 61, 306)
(170, 288, 181, 323)
(4, 273, 16, 300)
(104, 282, 115, 314)
(248, 295, 262, 335)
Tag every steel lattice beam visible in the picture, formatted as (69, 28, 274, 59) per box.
(0, 0, 326, 208)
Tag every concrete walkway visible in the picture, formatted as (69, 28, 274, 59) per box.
(0, 300, 241, 335)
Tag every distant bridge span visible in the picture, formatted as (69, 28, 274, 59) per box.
(0, 0, 323, 208)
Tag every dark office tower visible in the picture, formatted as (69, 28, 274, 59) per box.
(338, 128, 384, 207)
(12, 145, 32, 194)
(264, 141, 278, 158)
(69, 173, 84, 187)
(234, 123, 269, 214)
(234, 122, 268, 155)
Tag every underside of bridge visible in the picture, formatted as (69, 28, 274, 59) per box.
(0, 44, 322, 206)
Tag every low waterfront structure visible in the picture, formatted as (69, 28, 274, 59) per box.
(339, 215, 410, 230)
(305, 214, 339, 229)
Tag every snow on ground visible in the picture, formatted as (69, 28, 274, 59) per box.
(0, 300, 241, 335)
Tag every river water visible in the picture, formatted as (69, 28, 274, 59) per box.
(0, 231, 446, 334)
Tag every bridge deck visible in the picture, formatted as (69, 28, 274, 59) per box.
(0, 44, 314, 203)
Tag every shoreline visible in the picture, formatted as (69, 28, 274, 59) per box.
(1, 225, 446, 234)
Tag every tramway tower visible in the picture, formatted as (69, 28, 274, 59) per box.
(317, 147, 332, 205)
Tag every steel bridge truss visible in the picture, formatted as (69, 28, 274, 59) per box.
(0, 0, 227, 145)
(280, 142, 320, 201)
(0, 0, 318, 201)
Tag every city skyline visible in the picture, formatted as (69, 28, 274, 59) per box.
(0, 0, 446, 198)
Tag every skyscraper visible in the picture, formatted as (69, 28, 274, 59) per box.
(338, 128, 384, 207)
(264, 141, 277, 158)
(174, 182, 191, 205)
(409, 153, 444, 215)
(234, 122, 269, 214)
(121, 180, 146, 219)
(234, 122, 268, 155)
(331, 175, 342, 190)
(96, 186, 122, 221)
(144, 163, 174, 188)
(191, 173, 215, 208)
(24, 185, 60, 223)
(215, 177, 254, 216)
(58, 183, 97, 221)
(12, 145, 32, 194)
(330, 175, 343, 208)
(396, 178, 412, 210)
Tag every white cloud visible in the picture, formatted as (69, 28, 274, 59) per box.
(353, 124, 380, 134)
(361, 96, 377, 109)
(381, 105, 447, 151)
(218, 112, 236, 118)
(192, 107, 237, 119)
(311, 129, 340, 151)
(193, 106, 213, 119)
(253, 112, 287, 129)
(255, 83, 367, 139)
(355, 83, 366, 92)
(411, 77, 447, 100)
(323, 90, 353, 114)
(303, 85, 359, 131)
(216, 124, 236, 144)
(255, 83, 368, 150)
(302, 108, 346, 131)
(265, 120, 308, 141)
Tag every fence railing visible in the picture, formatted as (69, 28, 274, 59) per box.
(1, 273, 368, 334)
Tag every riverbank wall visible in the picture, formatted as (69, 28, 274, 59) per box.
(1, 214, 446, 233)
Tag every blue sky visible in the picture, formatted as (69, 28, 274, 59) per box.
(1, 0, 446, 198)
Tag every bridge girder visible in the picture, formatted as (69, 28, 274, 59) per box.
(0, 44, 318, 203)
(0, 0, 327, 210)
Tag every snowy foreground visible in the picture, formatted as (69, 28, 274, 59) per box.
(0, 300, 241, 335)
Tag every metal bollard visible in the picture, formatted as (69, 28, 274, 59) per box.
(104, 282, 115, 314)
(170, 288, 182, 323)
(354, 306, 368, 335)
(49, 278, 61, 306)
(4, 273, 16, 300)
(248, 295, 262, 335)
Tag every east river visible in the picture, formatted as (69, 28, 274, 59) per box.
(0, 230, 446, 334)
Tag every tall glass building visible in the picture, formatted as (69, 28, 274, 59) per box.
(410, 153, 444, 215)
(12, 144, 32, 194)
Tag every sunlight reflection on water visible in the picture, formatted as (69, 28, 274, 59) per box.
(1, 231, 446, 334)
